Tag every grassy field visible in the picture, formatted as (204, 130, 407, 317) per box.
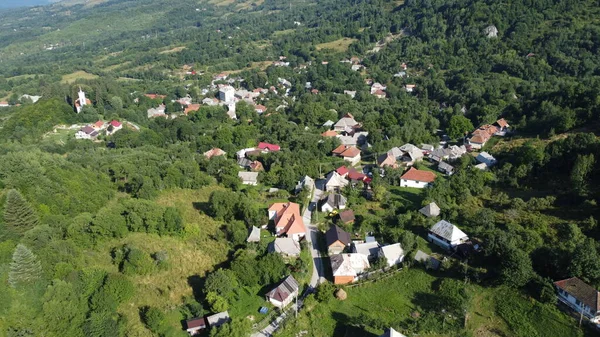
(316, 38, 358, 52)
(61, 70, 99, 84)
(159, 46, 187, 54)
(85, 187, 232, 336)
(275, 268, 586, 337)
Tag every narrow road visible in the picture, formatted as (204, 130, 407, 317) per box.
(251, 181, 326, 337)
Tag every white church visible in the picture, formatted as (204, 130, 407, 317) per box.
(75, 88, 91, 113)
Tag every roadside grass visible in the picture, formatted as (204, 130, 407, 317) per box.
(316, 38, 358, 52)
(275, 268, 586, 337)
(61, 70, 99, 84)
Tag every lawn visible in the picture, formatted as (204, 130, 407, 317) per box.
(61, 70, 99, 84)
(388, 185, 425, 210)
(275, 268, 587, 337)
(316, 38, 358, 52)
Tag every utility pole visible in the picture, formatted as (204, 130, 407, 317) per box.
(579, 304, 584, 328)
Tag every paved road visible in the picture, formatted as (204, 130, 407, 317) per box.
(251, 182, 326, 337)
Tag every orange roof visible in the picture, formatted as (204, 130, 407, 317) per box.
(93, 120, 104, 128)
(332, 144, 348, 155)
(204, 148, 226, 159)
(250, 161, 264, 171)
(496, 118, 509, 128)
(341, 146, 360, 158)
(185, 104, 201, 114)
(400, 167, 436, 183)
(75, 98, 92, 108)
(321, 130, 338, 137)
(269, 203, 304, 235)
(145, 94, 166, 100)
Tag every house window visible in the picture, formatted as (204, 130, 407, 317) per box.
(575, 299, 581, 306)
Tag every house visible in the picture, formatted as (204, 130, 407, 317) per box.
(438, 161, 454, 175)
(206, 311, 230, 328)
(554, 277, 600, 324)
(414, 250, 441, 270)
(373, 89, 386, 99)
(344, 90, 356, 98)
(347, 167, 370, 184)
(337, 131, 369, 147)
(74, 88, 91, 113)
(107, 120, 122, 135)
(218, 85, 235, 102)
(0, 101, 10, 107)
(337, 210, 355, 225)
(419, 202, 440, 218)
(322, 120, 335, 128)
(226, 102, 237, 120)
(332, 145, 361, 166)
(184, 104, 201, 115)
(266, 275, 299, 308)
(370, 83, 386, 94)
(213, 73, 228, 81)
(330, 253, 370, 284)
(495, 118, 510, 133)
(405, 84, 416, 92)
(468, 124, 499, 149)
(334, 113, 360, 132)
(144, 93, 166, 100)
(400, 167, 436, 188)
(324, 171, 349, 192)
(269, 238, 301, 257)
(320, 193, 347, 213)
(238, 171, 259, 185)
(185, 317, 207, 335)
(75, 126, 99, 140)
(352, 241, 380, 261)
(268, 202, 306, 241)
(249, 161, 264, 171)
(204, 148, 227, 159)
(202, 97, 219, 106)
(398, 143, 424, 165)
(474, 163, 488, 170)
(247, 226, 261, 243)
(254, 104, 267, 114)
(257, 142, 281, 152)
(148, 104, 167, 118)
(92, 120, 105, 130)
(377, 153, 398, 168)
(19, 94, 42, 103)
(321, 130, 338, 137)
(325, 225, 351, 255)
(476, 152, 497, 167)
(380, 327, 407, 337)
(421, 144, 435, 153)
(378, 243, 405, 267)
(427, 220, 469, 250)
(295, 175, 315, 195)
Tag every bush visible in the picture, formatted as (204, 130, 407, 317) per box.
(141, 306, 166, 333)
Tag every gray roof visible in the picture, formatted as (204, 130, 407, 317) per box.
(247, 226, 261, 242)
(379, 243, 404, 262)
(430, 220, 468, 242)
(269, 238, 301, 256)
(238, 171, 258, 183)
(438, 161, 454, 174)
(206, 311, 230, 327)
(414, 250, 440, 270)
(238, 157, 252, 168)
(419, 202, 440, 217)
(266, 275, 299, 302)
(321, 193, 347, 209)
(352, 241, 380, 258)
(325, 225, 351, 247)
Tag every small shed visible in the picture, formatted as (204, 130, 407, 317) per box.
(338, 210, 355, 224)
(247, 226, 261, 243)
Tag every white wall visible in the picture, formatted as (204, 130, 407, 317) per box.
(400, 179, 430, 188)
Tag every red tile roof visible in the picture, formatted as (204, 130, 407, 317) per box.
(184, 104, 201, 115)
(110, 120, 122, 128)
(258, 142, 281, 152)
(336, 166, 349, 176)
(250, 160, 264, 171)
(269, 203, 305, 235)
(347, 169, 366, 181)
(496, 118, 509, 128)
(93, 120, 104, 128)
(204, 148, 226, 159)
(332, 145, 361, 158)
(186, 318, 207, 330)
(321, 130, 338, 137)
(144, 94, 166, 100)
(400, 167, 436, 183)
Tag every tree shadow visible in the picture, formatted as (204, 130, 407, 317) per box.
(331, 312, 380, 337)
(192, 201, 211, 215)
(187, 275, 205, 302)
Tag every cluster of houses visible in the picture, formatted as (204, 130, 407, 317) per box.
(75, 119, 123, 140)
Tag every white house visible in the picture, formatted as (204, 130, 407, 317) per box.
(352, 241, 380, 261)
(324, 171, 349, 192)
(238, 171, 258, 185)
(400, 167, 436, 188)
(380, 327, 407, 337)
(476, 152, 497, 167)
(218, 85, 235, 102)
(330, 253, 370, 285)
(75, 126, 98, 140)
(334, 113, 359, 132)
(185, 317, 207, 335)
(427, 220, 469, 250)
(554, 277, 600, 324)
(378, 243, 405, 267)
(106, 120, 122, 135)
(320, 193, 347, 213)
(266, 275, 299, 308)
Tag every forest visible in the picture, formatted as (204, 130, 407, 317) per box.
(0, 0, 600, 336)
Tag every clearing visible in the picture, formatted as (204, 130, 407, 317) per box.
(159, 46, 187, 54)
(61, 71, 99, 84)
(316, 38, 358, 52)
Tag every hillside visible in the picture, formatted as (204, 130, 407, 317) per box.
(0, 0, 600, 336)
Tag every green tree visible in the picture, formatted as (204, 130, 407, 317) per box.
(499, 247, 534, 288)
(205, 269, 236, 298)
(570, 154, 595, 195)
(206, 291, 229, 312)
(8, 244, 42, 288)
(447, 115, 474, 139)
(3, 189, 39, 238)
(141, 307, 166, 333)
